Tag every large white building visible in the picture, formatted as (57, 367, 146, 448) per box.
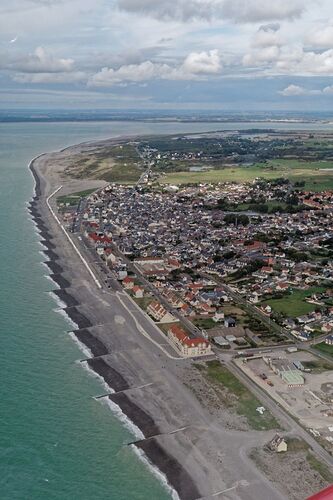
(167, 325, 212, 357)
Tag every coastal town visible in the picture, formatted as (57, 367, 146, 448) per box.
(59, 177, 333, 357)
(7, 0, 333, 498)
(50, 132, 333, 499)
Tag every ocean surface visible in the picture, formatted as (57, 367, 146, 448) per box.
(0, 119, 332, 500)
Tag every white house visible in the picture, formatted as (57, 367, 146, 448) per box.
(147, 301, 175, 323)
(167, 325, 212, 357)
(132, 286, 144, 299)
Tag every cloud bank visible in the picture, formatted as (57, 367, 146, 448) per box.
(117, 0, 309, 22)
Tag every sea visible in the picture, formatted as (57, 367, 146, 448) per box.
(0, 119, 332, 500)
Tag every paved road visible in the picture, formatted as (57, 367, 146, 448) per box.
(202, 273, 290, 336)
(227, 360, 333, 469)
(69, 190, 333, 478)
(110, 244, 204, 338)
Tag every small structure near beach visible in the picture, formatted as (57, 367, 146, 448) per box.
(147, 301, 175, 323)
(269, 435, 288, 453)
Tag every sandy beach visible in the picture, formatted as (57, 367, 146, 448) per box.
(27, 138, 308, 500)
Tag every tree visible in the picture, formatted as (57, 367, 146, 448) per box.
(250, 203, 269, 213)
(224, 214, 249, 226)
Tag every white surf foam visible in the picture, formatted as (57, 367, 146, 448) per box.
(39, 240, 48, 250)
(102, 397, 144, 441)
(48, 290, 67, 309)
(44, 274, 60, 289)
(69, 332, 93, 359)
(55, 308, 78, 329)
(80, 360, 115, 394)
(31, 221, 42, 233)
(39, 249, 48, 258)
(41, 261, 52, 273)
(131, 444, 180, 500)
(29, 216, 44, 238)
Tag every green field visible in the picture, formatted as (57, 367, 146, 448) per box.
(314, 342, 333, 357)
(65, 144, 143, 184)
(193, 317, 217, 330)
(302, 358, 333, 372)
(201, 361, 280, 430)
(234, 201, 290, 212)
(266, 287, 325, 317)
(306, 452, 333, 483)
(161, 159, 333, 191)
(132, 296, 153, 311)
(57, 188, 97, 206)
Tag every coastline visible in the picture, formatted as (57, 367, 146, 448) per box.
(26, 139, 290, 500)
(27, 153, 195, 500)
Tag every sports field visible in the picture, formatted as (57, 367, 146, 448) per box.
(161, 159, 333, 191)
(266, 287, 326, 317)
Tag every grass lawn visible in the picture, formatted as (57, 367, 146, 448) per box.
(266, 287, 326, 317)
(273, 438, 333, 484)
(314, 342, 333, 358)
(234, 200, 289, 212)
(65, 144, 142, 184)
(306, 452, 333, 483)
(99, 160, 142, 183)
(57, 188, 97, 206)
(302, 359, 333, 373)
(133, 296, 153, 311)
(160, 159, 333, 191)
(201, 360, 280, 431)
(158, 322, 180, 335)
(222, 305, 248, 325)
(285, 437, 309, 452)
(193, 317, 217, 330)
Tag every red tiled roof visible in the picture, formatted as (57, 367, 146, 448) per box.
(261, 266, 273, 273)
(245, 240, 266, 251)
(88, 232, 112, 244)
(123, 276, 134, 283)
(168, 325, 209, 348)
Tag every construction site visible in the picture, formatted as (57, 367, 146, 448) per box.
(236, 349, 333, 451)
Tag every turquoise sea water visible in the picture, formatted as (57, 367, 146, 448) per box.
(1, 120, 332, 500)
(1, 120, 235, 500)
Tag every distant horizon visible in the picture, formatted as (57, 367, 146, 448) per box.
(1, 108, 332, 119)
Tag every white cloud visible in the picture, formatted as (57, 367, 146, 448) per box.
(0, 0, 105, 37)
(243, 45, 280, 66)
(252, 23, 282, 48)
(88, 61, 171, 86)
(13, 71, 86, 83)
(306, 23, 333, 49)
(89, 50, 222, 87)
(5, 47, 74, 73)
(182, 49, 221, 74)
(276, 48, 333, 75)
(220, 0, 306, 23)
(243, 42, 333, 76)
(279, 84, 329, 96)
(323, 85, 333, 94)
(117, 0, 310, 23)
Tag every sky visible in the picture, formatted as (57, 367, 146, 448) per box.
(1, 0, 333, 112)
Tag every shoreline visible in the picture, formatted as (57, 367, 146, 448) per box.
(28, 155, 193, 500)
(26, 138, 299, 500)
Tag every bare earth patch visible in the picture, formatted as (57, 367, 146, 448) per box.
(249, 444, 331, 500)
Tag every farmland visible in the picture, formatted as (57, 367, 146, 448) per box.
(161, 159, 333, 191)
